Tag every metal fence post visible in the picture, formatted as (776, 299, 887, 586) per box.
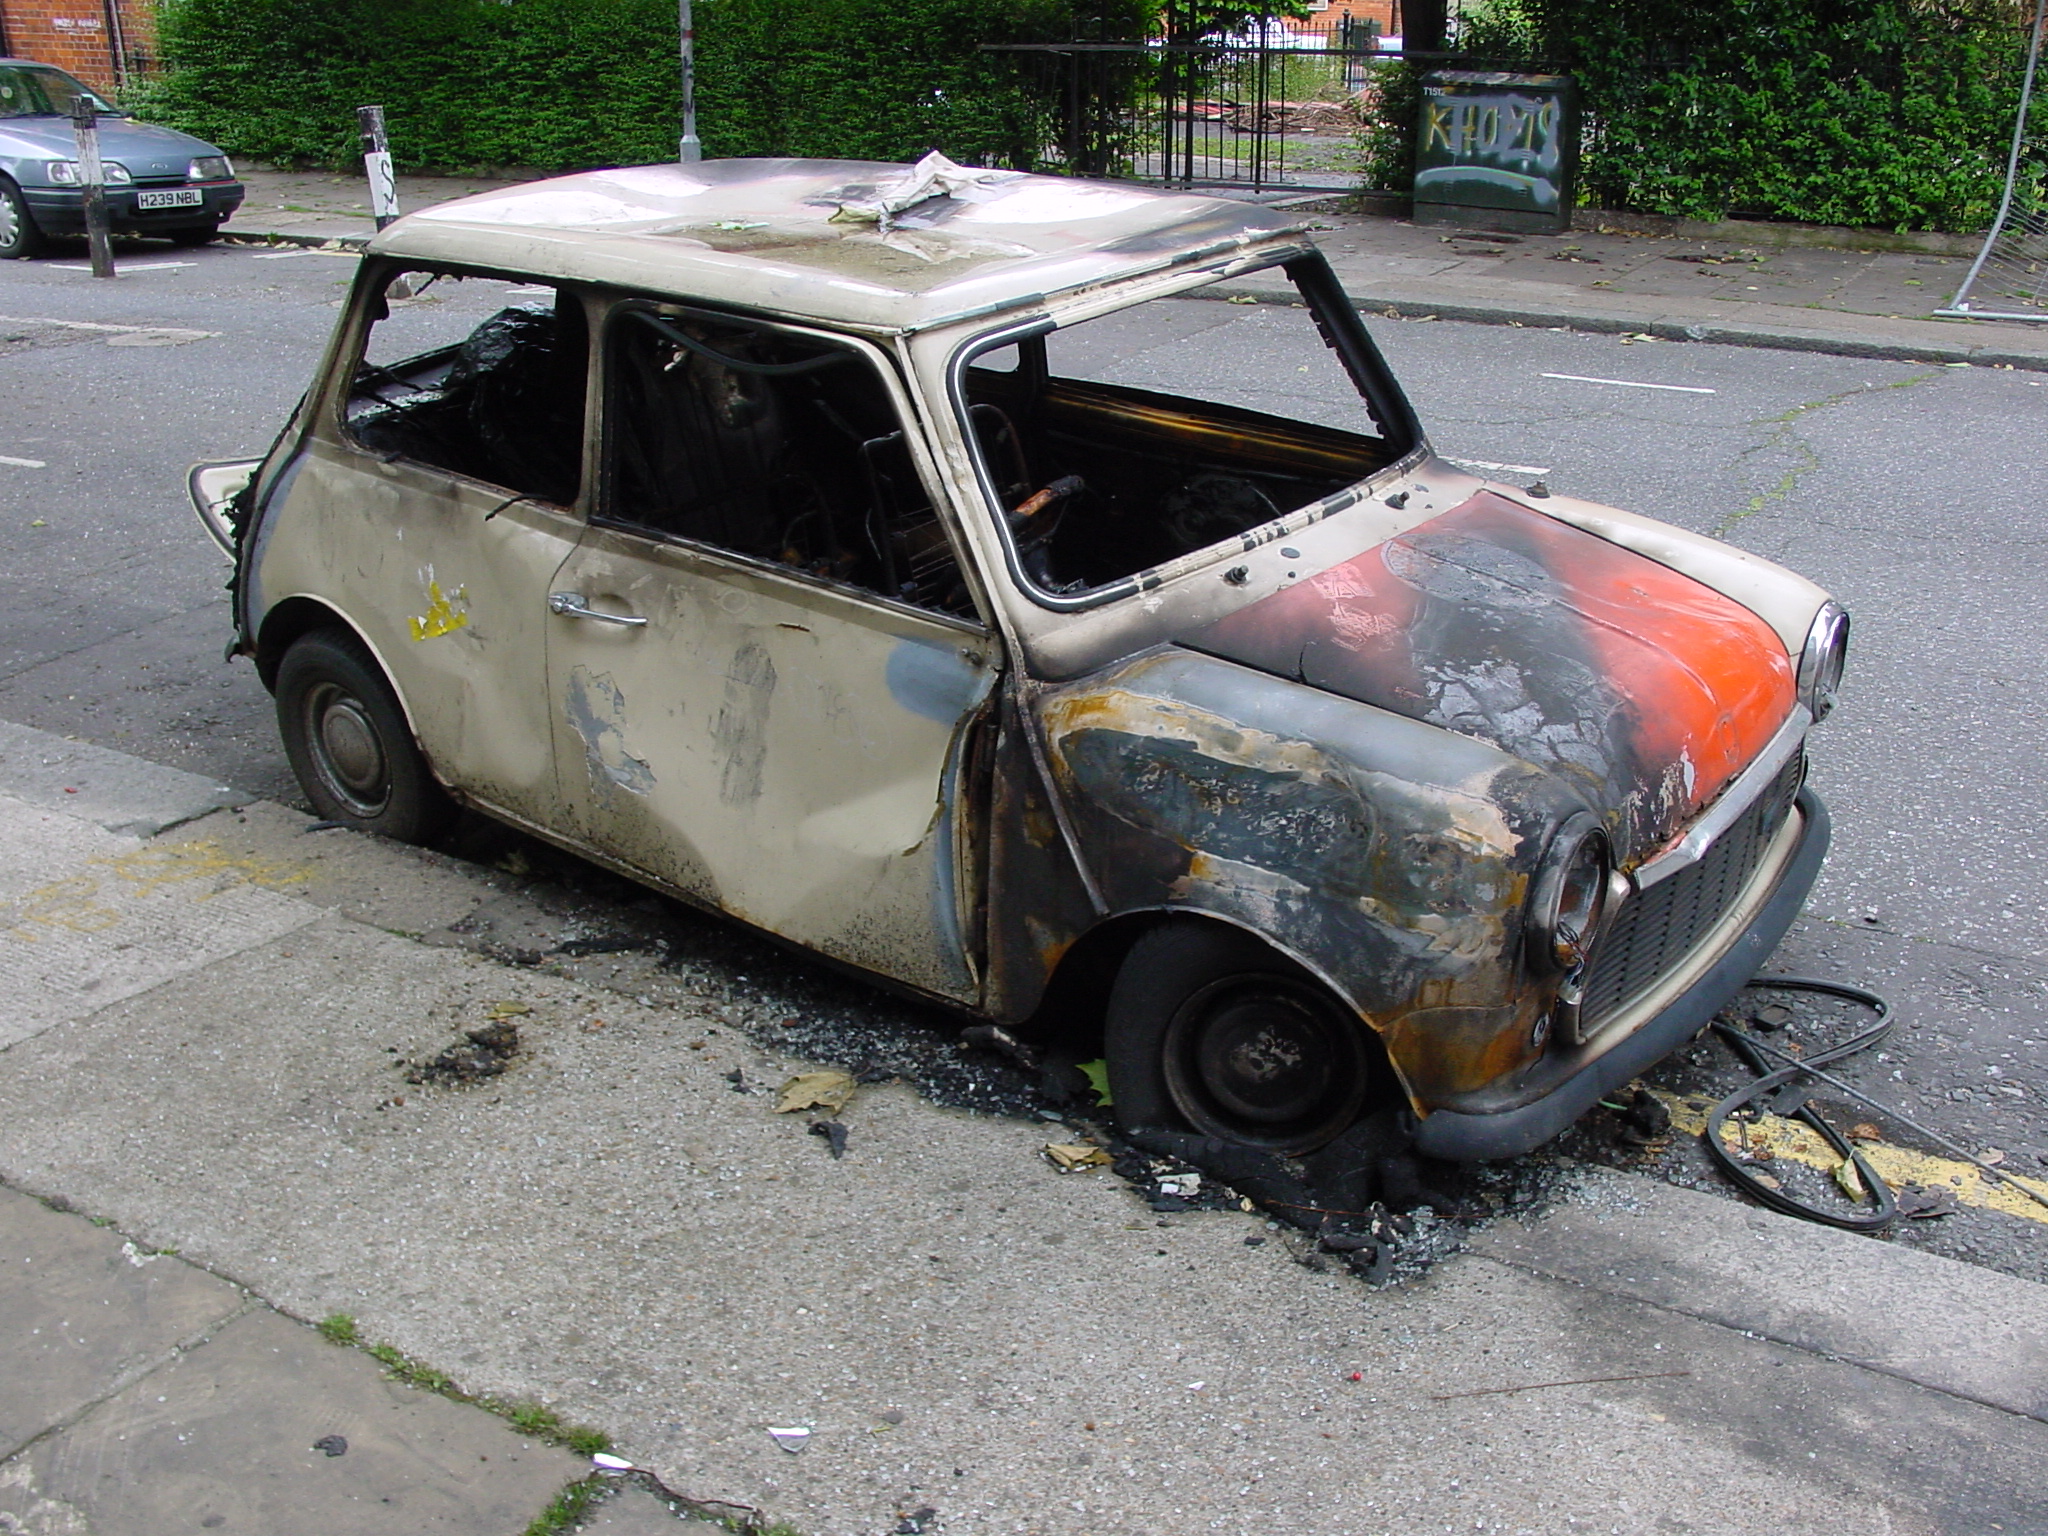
(71, 96, 115, 278)
(356, 105, 401, 230)
(679, 0, 702, 163)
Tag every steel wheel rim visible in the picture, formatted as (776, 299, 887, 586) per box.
(304, 680, 390, 817)
(1160, 973, 1371, 1154)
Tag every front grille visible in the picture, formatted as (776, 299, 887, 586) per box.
(1576, 752, 1805, 1033)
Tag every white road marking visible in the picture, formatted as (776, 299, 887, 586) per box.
(1540, 372, 1717, 394)
(0, 455, 46, 468)
(0, 315, 218, 341)
(1445, 456, 1552, 476)
(48, 261, 196, 273)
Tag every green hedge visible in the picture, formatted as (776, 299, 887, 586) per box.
(1365, 0, 2039, 232)
(134, 0, 1107, 172)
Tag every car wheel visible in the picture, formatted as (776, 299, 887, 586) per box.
(1105, 921, 1380, 1156)
(276, 629, 456, 844)
(165, 221, 222, 248)
(0, 178, 47, 260)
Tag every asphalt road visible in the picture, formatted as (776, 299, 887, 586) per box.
(1, 243, 2042, 1278)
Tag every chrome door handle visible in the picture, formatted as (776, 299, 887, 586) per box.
(548, 591, 647, 627)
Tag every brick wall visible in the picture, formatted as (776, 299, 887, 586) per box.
(0, 1, 157, 94)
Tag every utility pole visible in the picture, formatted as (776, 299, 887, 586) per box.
(71, 96, 115, 279)
(678, 0, 702, 163)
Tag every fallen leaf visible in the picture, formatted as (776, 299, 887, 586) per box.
(776, 1070, 856, 1114)
(485, 1001, 532, 1020)
(1848, 1123, 1883, 1142)
(1753, 1173, 1782, 1191)
(1077, 1058, 1112, 1104)
(1833, 1157, 1866, 1201)
(1980, 1148, 2006, 1166)
(1043, 1143, 1112, 1172)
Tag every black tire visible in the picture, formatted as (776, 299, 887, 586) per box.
(276, 629, 456, 844)
(165, 222, 222, 248)
(0, 178, 47, 260)
(1105, 921, 1380, 1156)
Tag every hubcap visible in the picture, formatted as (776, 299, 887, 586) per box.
(1161, 975, 1372, 1153)
(0, 195, 20, 249)
(306, 683, 388, 815)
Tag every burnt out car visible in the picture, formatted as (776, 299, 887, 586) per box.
(191, 157, 1847, 1162)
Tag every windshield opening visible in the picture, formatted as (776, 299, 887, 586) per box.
(0, 65, 116, 119)
(955, 255, 1416, 608)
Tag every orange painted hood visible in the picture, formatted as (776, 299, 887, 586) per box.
(1184, 492, 1797, 863)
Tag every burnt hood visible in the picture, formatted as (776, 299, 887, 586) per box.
(1182, 492, 1797, 862)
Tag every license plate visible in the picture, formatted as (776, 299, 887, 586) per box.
(136, 188, 204, 210)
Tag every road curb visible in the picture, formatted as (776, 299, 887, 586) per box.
(1199, 283, 2048, 372)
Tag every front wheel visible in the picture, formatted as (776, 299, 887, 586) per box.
(1105, 921, 1381, 1156)
(0, 178, 47, 260)
(276, 629, 455, 843)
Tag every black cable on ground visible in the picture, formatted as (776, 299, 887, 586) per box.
(1705, 976, 2048, 1230)
(1706, 977, 1899, 1230)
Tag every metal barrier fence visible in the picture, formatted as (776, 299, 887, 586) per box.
(986, 25, 1397, 195)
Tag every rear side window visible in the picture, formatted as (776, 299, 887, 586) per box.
(343, 267, 589, 507)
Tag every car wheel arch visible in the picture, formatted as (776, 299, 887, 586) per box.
(1023, 904, 1415, 1109)
(254, 600, 432, 763)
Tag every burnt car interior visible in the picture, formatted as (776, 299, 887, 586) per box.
(598, 306, 973, 617)
(960, 257, 1417, 599)
(346, 275, 589, 509)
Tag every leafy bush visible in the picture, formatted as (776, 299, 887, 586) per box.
(1359, 0, 2040, 231)
(134, 0, 1109, 172)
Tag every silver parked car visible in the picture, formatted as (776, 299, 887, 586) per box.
(0, 57, 243, 257)
(191, 158, 1846, 1162)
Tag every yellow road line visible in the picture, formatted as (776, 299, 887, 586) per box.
(1654, 1090, 2048, 1227)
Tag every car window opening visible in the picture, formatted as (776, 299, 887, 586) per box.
(346, 273, 589, 507)
(962, 260, 1414, 601)
(603, 308, 975, 619)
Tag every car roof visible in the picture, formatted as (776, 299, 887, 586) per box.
(370, 158, 1311, 336)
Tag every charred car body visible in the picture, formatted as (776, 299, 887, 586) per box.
(192, 158, 1847, 1162)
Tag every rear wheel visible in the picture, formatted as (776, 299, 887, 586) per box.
(1105, 921, 1380, 1156)
(0, 179, 47, 260)
(276, 629, 455, 843)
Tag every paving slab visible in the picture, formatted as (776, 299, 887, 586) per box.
(0, 1305, 581, 1535)
(0, 1184, 248, 1459)
(1466, 1169, 2048, 1423)
(0, 791, 322, 1050)
(0, 717, 247, 837)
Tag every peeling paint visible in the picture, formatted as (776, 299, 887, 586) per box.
(712, 642, 777, 806)
(408, 578, 470, 641)
(565, 666, 656, 796)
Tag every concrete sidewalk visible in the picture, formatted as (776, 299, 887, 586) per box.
(216, 164, 2048, 372)
(1, 716, 2045, 1535)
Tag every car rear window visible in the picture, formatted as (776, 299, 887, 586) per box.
(0, 65, 113, 119)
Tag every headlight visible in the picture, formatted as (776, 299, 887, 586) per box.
(1525, 811, 1611, 976)
(1797, 601, 1849, 721)
(45, 160, 133, 185)
(188, 156, 232, 182)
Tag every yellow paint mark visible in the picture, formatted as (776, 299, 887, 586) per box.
(409, 580, 470, 641)
(2, 842, 311, 942)
(94, 840, 312, 899)
(3, 875, 124, 940)
(1656, 1089, 2048, 1227)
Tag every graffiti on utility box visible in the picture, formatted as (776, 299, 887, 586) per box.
(1414, 71, 1577, 235)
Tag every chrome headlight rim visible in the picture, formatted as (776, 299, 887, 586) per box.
(1797, 601, 1849, 722)
(1524, 810, 1613, 978)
